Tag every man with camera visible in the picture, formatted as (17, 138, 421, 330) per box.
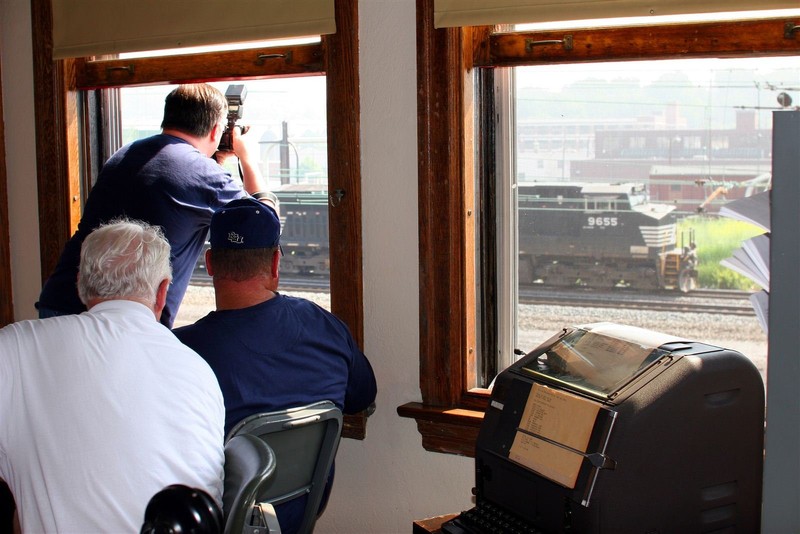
(36, 83, 275, 328)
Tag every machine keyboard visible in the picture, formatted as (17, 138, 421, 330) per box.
(441, 501, 544, 534)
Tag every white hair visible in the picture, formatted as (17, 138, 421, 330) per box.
(77, 219, 172, 306)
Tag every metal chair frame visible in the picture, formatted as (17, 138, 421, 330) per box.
(225, 401, 343, 534)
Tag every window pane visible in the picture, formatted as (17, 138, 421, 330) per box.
(117, 77, 330, 324)
(508, 56, 798, 386)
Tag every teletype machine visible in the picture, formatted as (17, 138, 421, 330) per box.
(443, 323, 765, 534)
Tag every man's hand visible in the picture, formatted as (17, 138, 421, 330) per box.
(231, 125, 254, 162)
(213, 125, 252, 164)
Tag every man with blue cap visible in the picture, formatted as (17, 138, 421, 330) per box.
(174, 197, 376, 534)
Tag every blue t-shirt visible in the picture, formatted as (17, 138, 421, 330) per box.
(37, 134, 245, 327)
(173, 293, 377, 534)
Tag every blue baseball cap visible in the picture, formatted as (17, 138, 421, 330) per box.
(210, 197, 281, 250)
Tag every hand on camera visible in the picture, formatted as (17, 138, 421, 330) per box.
(214, 124, 252, 164)
(230, 125, 254, 161)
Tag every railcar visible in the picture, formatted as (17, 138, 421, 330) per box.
(196, 182, 698, 292)
(274, 184, 330, 275)
(518, 182, 697, 291)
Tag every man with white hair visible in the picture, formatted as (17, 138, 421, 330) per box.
(0, 219, 225, 533)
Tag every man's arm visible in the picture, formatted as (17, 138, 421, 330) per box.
(343, 343, 378, 415)
(229, 128, 279, 212)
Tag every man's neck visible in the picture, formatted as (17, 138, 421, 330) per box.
(86, 297, 159, 319)
(161, 128, 213, 156)
(213, 278, 278, 311)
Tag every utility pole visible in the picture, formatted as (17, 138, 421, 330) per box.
(280, 121, 290, 185)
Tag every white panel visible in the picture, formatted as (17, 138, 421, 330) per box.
(52, 0, 335, 60)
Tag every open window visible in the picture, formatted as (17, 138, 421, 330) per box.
(398, 0, 800, 456)
(30, 0, 367, 438)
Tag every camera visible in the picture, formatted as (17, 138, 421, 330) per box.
(217, 84, 249, 152)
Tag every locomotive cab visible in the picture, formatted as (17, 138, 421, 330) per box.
(518, 182, 697, 291)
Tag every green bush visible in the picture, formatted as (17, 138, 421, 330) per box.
(678, 215, 764, 290)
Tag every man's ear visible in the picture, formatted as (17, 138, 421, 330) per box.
(209, 122, 226, 156)
(155, 278, 170, 318)
(211, 121, 224, 140)
(271, 249, 281, 279)
(205, 248, 214, 277)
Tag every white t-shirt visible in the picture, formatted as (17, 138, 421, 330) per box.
(0, 300, 225, 533)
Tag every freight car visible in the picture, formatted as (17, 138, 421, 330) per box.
(518, 182, 698, 292)
(273, 184, 330, 275)
(195, 182, 698, 292)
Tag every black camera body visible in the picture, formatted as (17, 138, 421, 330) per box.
(217, 84, 248, 152)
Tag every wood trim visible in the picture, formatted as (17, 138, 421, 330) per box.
(75, 43, 325, 90)
(399, 0, 486, 455)
(415, 0, 472, 408)
(31, 0, 81, 283)
(0, 54, 12, 327)
(326, 0, 366, 439)
(471, 26, 494, 66)
(324, 0, 363, 350)
(413, 513, 459, 534)
(397, 402, 483, 457)
(480, 17, 800, 67)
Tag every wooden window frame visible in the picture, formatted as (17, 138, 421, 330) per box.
(397, 0, 800, 457)
(29, 0, 368, 439)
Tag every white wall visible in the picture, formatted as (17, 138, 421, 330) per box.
(1, 0, 476, 532)
(1, 0, 41, 321)
(316, 1, 475, 531)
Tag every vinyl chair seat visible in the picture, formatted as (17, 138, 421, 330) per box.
(225, 401, 344, 534)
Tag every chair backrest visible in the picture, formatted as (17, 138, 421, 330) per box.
(225, 401, 344, 534)
(140, 484, 223, 534)
(223, 434, 279, 534)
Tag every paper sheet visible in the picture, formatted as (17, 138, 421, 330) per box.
(509, 383, 600, 488)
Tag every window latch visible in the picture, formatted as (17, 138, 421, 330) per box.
(256, 51, 294, 66)
(525, 35, 573, 53)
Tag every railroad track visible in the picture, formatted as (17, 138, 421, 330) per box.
(519, 286, 755, 316)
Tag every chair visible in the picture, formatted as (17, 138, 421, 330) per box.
(225, 401, 344, 534)
(140, 484, 223, 534)
(223, 434, 282, 534)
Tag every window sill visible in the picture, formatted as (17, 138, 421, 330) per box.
(343, 412, 369, 440)
(396, 402, 487, 457)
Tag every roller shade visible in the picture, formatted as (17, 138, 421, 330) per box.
(434, 0, 800, 28)
(52, 0, 335, 60)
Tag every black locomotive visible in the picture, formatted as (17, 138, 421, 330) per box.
(272, 184, 330, 276)
(195, 182, 698, 292)
(518, 182, 697, 291)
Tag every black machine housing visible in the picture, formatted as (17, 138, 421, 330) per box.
(475, 323, 764, 533)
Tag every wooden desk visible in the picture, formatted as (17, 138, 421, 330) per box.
(413, 513, 458, 534)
